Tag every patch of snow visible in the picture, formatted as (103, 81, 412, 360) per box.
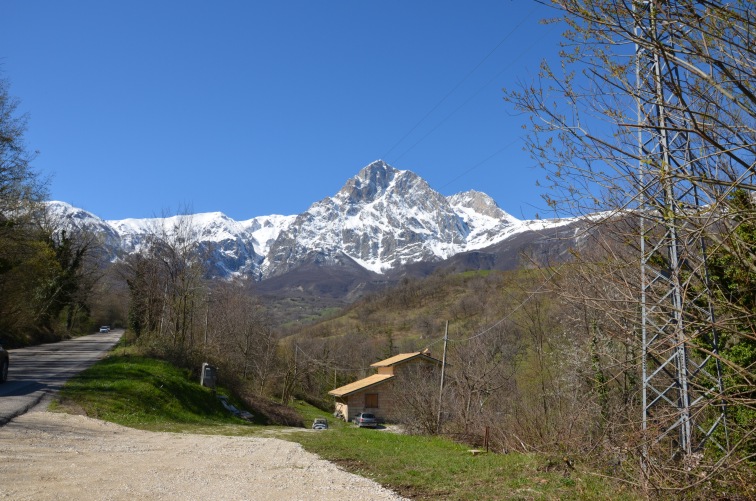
(243, 214, 296, 256)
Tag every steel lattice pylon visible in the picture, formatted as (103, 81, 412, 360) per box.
(634, 0, 728, 465)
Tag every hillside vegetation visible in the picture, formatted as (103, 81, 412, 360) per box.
(283, 268, 530, 370)
(283, 254, 755, 499)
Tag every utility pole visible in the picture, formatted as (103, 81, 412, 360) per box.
(204, 295, 209, 347)
(437, 321, 448, 433)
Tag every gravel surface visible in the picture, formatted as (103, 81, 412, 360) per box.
(0, 411, 406, 501)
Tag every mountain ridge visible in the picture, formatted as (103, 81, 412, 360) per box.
(46, 160, 579, 281)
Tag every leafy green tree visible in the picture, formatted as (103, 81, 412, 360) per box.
(0, 76, 50, 340)
(36, 228, 98, 333)
(0, 76, 103, 340)
(706, 190, 756, 461)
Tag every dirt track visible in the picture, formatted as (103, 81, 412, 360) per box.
(0, 411, 405, 500)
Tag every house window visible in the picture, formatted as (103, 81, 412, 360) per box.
(365, 393, 379, 408)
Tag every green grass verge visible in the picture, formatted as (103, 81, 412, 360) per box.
(51, 351, 262, 434)
(53, 351, 637, 500)
(288, 425, 637, 500)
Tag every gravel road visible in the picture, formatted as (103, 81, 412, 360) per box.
(0, 411, 406, 501)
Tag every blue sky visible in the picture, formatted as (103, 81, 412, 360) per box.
(1, 1, 565, 221)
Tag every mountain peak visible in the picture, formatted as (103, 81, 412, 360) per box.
(340, 160, 403, 204)
(449, 190, 508, 219)
(359, 159, 392, 176)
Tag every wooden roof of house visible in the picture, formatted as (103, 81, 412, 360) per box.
(369, 351, 442, 368)
(327, 373, 395, 397)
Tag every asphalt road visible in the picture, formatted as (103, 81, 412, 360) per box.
(0, 330, 122, 425)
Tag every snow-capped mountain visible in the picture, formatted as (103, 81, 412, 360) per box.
(46, 160, 577, 280)
(261, 160, 578, 277)
(104, 211, 295, 278)
(263, 161, 472, 276)
(45, 200, 124, 261)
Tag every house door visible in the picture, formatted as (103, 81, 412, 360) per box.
(365, 393, 378, 409)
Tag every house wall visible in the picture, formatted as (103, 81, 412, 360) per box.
(393, 358, 440, 378)
(341, 382, 396, 422)
(335, 357, 442, 422)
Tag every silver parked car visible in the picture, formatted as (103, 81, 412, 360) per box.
(353, 412, 378, 428)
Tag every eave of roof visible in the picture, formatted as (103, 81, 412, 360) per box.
(328, 373, 395, 397)
(370, 352, 442, 368)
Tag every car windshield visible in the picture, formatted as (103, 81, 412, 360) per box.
(362, 414, 375, 419)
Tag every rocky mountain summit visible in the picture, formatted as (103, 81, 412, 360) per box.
(262, 161, 515, 277)
(46, 160, 579, 282)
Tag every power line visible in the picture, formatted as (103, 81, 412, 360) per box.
(299, 265, 566, 367)
(391, 26, 552, 166)
(293, 344, 380, 373)
(437, 140, 517, 192)
(448, 265, 560, 344)
(382, 4, 541, 162)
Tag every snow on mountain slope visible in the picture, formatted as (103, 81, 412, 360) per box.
(447, 190, 519, 249)
(45, 161, 578, 279)
(45, 201, 122, 252)
(105, 212, 295, 277)
(263, 161, 471, 275)
(447, 190, 580, 250)
(260, 161, 576, 277)
(240, 215, 298, 257)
